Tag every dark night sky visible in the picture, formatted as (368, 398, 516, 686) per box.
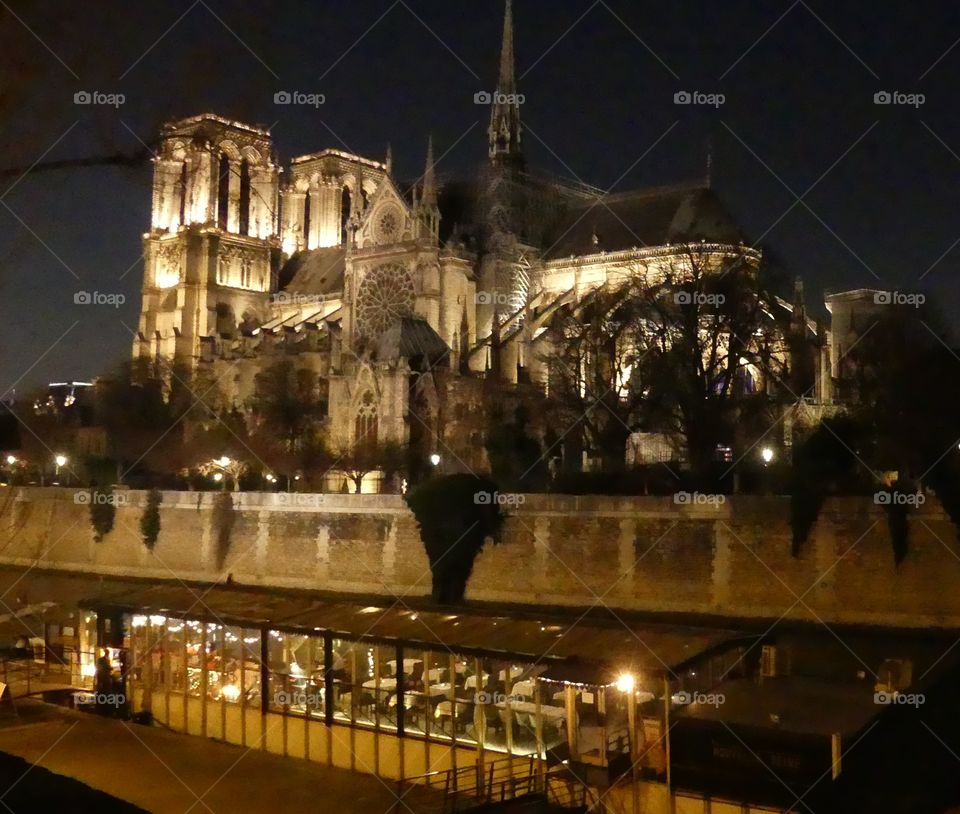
(2, 0, 959, 395)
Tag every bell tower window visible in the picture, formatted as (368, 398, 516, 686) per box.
(217, 154, 230, 230)
(239, 159, 251, 236)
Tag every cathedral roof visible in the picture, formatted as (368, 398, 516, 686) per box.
(542, 184, 746, 260)
(278, 247, 346, 295)
(375, 317, 450, 367)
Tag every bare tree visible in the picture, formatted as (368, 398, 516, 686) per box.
(541, 245, 783, 484)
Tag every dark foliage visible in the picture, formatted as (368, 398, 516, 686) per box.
(789, 416, 860, 557)
(884, 490, 911, 568)
(405, 474, 505, 604)
(212, 491, 235, 570)
(89, 487, 115, 542)
(484, 403, 549, 492)
(140, 488, 162, 550)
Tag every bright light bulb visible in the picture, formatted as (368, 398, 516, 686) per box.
(54, 454, 68, 467)
(429, 454, 441, 466)
(615, 673, 635, 693)
(761, 447, 775, 464)
(221, 684, 241, 702)
(5, 455, 15, 466)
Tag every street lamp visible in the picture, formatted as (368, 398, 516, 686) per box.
(54, 454, 68, 484)
(616, 673, 639, 794)
(429, 454, 441, 467)
(760, 447, 775, 465)
(5, 455, 16, 467)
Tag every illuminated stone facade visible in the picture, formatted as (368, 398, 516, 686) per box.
(132, 2, 816, 468)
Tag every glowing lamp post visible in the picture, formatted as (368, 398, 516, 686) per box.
(54, 453, 68, 485)
(617, 672, 640, 798)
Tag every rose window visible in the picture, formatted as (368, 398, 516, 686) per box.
(374, 206, 402, 243)
(355, 263, 415, 340)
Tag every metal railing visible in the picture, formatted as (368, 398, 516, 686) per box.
(1, 650, 94, 699)
(390, 757, 542, 814)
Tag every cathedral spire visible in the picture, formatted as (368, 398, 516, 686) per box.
(422, 134, 437, 207)
(384, 143, 393, 176)
(488, 0, 523, 168)
(417, 134, 440, 242)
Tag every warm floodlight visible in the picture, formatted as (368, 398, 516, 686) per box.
(615, 673, 635, 693)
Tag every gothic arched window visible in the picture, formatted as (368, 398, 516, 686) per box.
(217, 154, 230, 230)
(238, 159, 251, 235)
(354, 390, 378, 447)
(341, 186, 352, 243)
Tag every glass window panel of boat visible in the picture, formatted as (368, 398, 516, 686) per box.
(406, 650, 441, 737)
(414, 650, 462, 740)
(574, 683, 607, 764)
(536, 679, 570, 761)
(298, 635, 325, 718)
(270, 631, 320, 715)
(374, 643, 397, 732)
(506, 660, 540, 756)
(184, 619, 205, 698)
(331, 638, 357, 724)
(128, 615, 149, 687)
(146, 615, 166, 690)
(240, 629, 262, 705)
(218, 626, 244, 704)
(164, 617, 186, 693)
(352, 642, 378, 728)
(204, 623, 225, 701)
(267, 630, 289, 713)
(79, 611, 98, 685)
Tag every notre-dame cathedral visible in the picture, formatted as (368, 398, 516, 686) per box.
(134, 0, 848, 480)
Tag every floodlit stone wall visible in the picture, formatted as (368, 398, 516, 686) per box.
(0, 487, 955, 628)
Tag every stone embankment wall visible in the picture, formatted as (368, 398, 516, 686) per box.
(0, 487, 955, 628)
